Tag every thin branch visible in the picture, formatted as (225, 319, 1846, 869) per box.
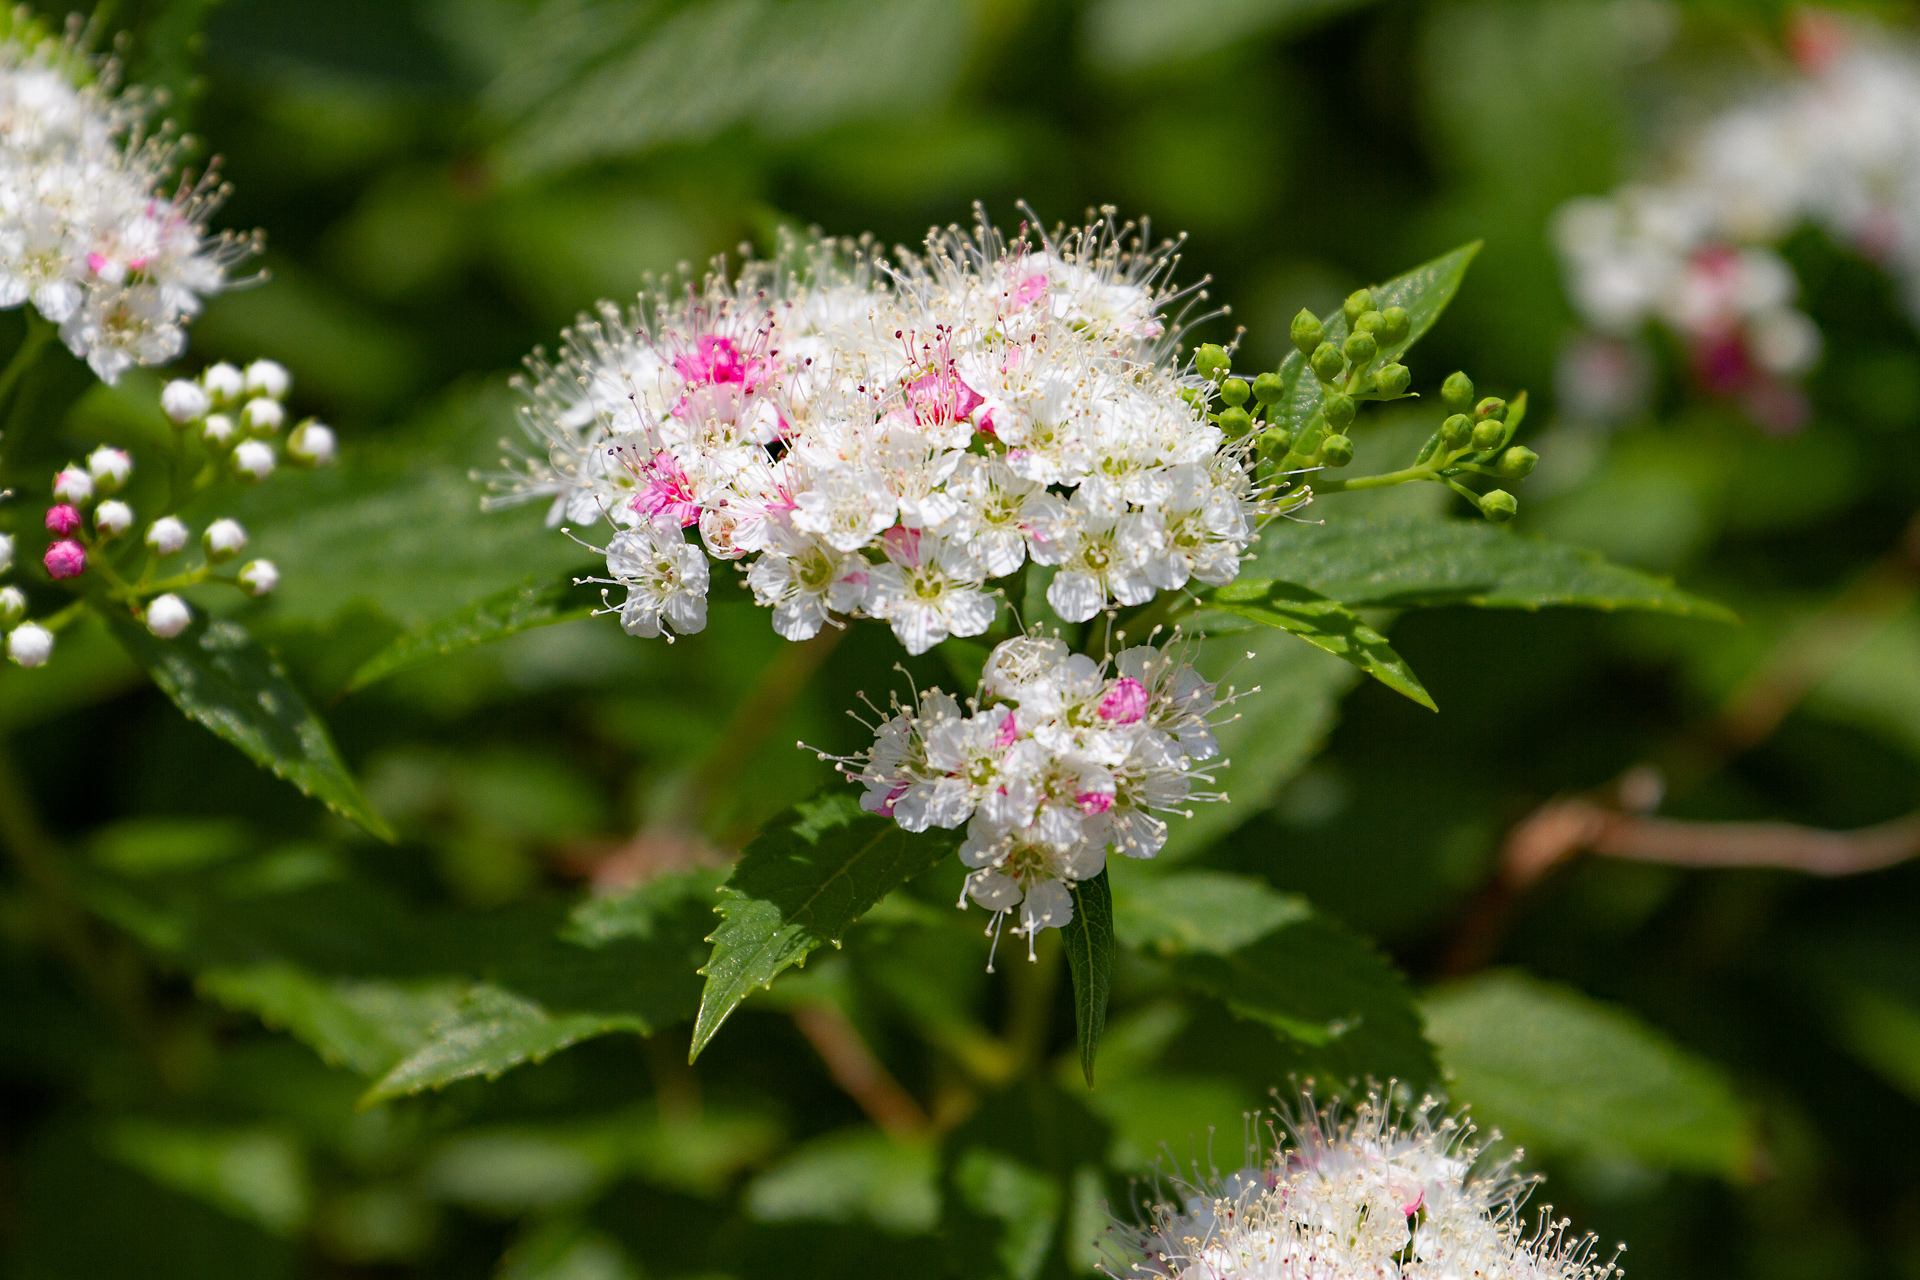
(791, 1002, 930, 1139)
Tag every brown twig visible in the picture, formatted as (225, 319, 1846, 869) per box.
(791, 1002, 931, 1139)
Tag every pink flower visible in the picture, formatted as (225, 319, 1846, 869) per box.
(630, 451, 700, 527)
(675, 335, 749, 387)
(1075, 791, 1114, 816)
(44, 540, 86, 579)
(995, 711, 1019, 748)
(1097, 676, 1149, 725)
(44, 505, 81, 536)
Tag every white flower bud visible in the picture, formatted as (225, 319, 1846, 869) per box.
(52, 465, 93, 504)
(203, 362, 245, 404)
(244, 359, 291, 400)
(287, 421, 336, 466)
(0, 532, 12, 574)
(237, 559, 279, 597)
(8, 622, 53, 668)
(161, 379, 211, 424)
(203, 518, 248, 562)
(0, 586, 25, 627)
(87, 446, 133, 492)
(202, 414, 236, 446)
(145, 516, 190, 556)
(240, 397, 285, 434)
(94, 499, 133, 537)
(144, 593, 191, 638)
(232, 439, 276, 481)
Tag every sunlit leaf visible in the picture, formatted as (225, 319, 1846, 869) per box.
(346, 572, 594, 691)
(1061, 870, 1114, 1087)
(1111, 871, 1310, 956)
(1208, 580, 1437, 710)
(197, 964, 465, 1078)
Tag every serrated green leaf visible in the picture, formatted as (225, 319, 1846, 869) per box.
(1060, 870, 1113, 1087)
(1243, 515, 1736, 618)
(101, 609, 393, 840)
(346, 572, 593, 692)
(1422, 971, 1755, 1179)
(196, 964, 465, 1077)
(690, 792, 959, 1060)
(1111, 871, 1310, 956)
(1209, 580, 1437, 710)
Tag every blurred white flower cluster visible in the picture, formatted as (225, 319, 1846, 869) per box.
(1120, 1088, 1621, 1280)
(0, 11, 258, 382)
(1555, 14, 1920, 427)
(490, 211, 1269, 654)
(833, 632, 1232, 954)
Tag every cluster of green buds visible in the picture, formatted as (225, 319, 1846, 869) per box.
(1191, 286, 1535, 522)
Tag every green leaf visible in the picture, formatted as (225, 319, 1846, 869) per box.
(745, 1129, 939, 1232)
(690, 792, 959, 1060)
(1209, 580, 1437, 710)
(362, 984, 646, 1106)
(196, 964, 465, 1077)
(1422, 971, 1756, 1179)
(1111, 871, 1311, 956)
(345, 572, 593, 692)
(1060, 870, 1114, 1087)
(103, 1122, 310, 1237)
(1243, 515, 1736, 618)
(101, 610, 393, 840)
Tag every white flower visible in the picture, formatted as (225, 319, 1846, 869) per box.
(287, 421, 335, 466)
(232, 439, 275, 481)
(244, 358, 290, 399)
(86, 446, 132, 490)
(600, 520, 709, 639)
(0, 531, 12, 574)
(237, 559, 278, 597)
(7, 622, 52, 667)
(203, 517, 247, 561)
(144, 593, 190, 638)
(202, 362, 244, 403)
(160, 378, 209, 423)
(790, 466, 898, 553)
(144, 515, 189, 555)
(0, 585, 25, 625)
(745, 528, 868, 641)
(93, 499, 132, 536)
(862, 529, 995, 655)
(51, 464, 91, 503)
(202, 413, 236, 446)
(240, 396, 284, 434)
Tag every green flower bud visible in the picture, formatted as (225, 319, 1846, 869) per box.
(1379, 306, 1410, 341)
(1440, 413, 1472, 448)
(1290, 309, 1323, 357)
(1342, 289, 1375, 323)
(1441, 371, 1474, 411)
(1218, 406, 1253, 438)
(1252, 372, 1285, 405)
(1194, 344, 1231, 381)
(1356, 310, 1386, 334)
(1470, 418, 1505, 451)
(1481, 489, 1518, 522)
(1324, 393, 1356, 427)
(1474, 396, 1506, 420)
(1376, 363, 1411, 397)
(1496, 445, 1538, 478)
(1220, 378, 1250, 407)
(1257, 427, 1292, 460)
(1320, 434, 1354, 467)
(1311, 342, 1345, 382)
(1342, 331, 1376, 364)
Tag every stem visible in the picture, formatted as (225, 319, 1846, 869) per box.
(1312, 463, 1435, 494)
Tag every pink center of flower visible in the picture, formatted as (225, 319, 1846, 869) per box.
(1076, 791, 1114, 816)
(1097, 676, 1149, 725)
(630, 451, 701, 527)
(879, 782, 909, 817)
(905, 364, 984, 428)
(995, 711, 1019, 748)
(43, 539, 85, 580)
(44, 504, 80, 536)
(880, 525, 922, 567)
(85, 251, 108, 275)
(1015, 272, 1049, 308)
(674, 335, 748, 386)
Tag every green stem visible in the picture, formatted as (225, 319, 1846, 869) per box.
(1311, 463, 1436, 494)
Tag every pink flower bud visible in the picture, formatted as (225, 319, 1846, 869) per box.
(44, 504, 81, 536)
(43, 539, 86, 580)
(1097, 676, 1149, 725)
(1075, 790, 1115, 816)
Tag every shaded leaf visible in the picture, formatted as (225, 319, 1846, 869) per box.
(1423, 971, 1755, 1179)
(1111, 871, 1310, 956)
(102, 610, 392, 840)
(104, 1122, 310, 1237)
(346, 573, 593, 692)
(1060, 870, 1114, 1087)
(691, 793, 959, 1060)
(1082, 0, 1379, 73)
(1209, 580, 1437, 710)
(197, 964, 464, 1077)
(745, 1129, 939, 1232)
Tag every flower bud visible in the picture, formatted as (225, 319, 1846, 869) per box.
(0, 586, 25, 626)
(1252, 372, 1285, 405)
(1256, 427, 1292, 460)
(238, 559, 279, 597)
(94, 499, 132, 537)
(8, 622, 53, 668)
(1379, 306, 1410, 341)
(1193, 344, 1230, 381)
(1480, 489, 1518, 522)
(1290, 309, 1323, 356)
(161, 378, 211, 424)
(240, 397, 285, 435)
(203, 362, 245, 404)
(0, 532, 11, 574)
(1375, 363, 1411, 396)
(1440, 413, 1472, 448)
(1470, 418, 1505, 451)
(1220, 378, 1250, 407)
(146, 516, 190, 555)
(87, 446, 133, 493)
(203, 414, 237, 447)
(1441, 371, 1475, 411)
(52, 465, 93, 504)
(244, 359, 291, 400)
(1320, 434, 1354, 467)
(1323, 393, 1355, 427)
(286, 421, 335, 467)
(1342, 331, 1376, 364)
(1310, 341, 1345, 382)
(1217, 405, 1253, 438)
(44, 504, 80, 536)
(1496, 446, 1538, 478)
(232, 439, 277, 482)
(43, 539, 85, 580)
(1342, 288, 1375, 323)
(203, 518, 248, 562)
(145, 593, 190, 638)
(1474, 396, 1506, 420)
(1355, 310, 1386, 334)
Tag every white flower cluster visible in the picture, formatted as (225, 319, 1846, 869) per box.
(0, 15, 258, 382)
(1119, 1089, 1621, 1280)
(489, 212, 1266, 655)
(160, 358, 335, 480)
(1555, 18, 1920, 423)
(835, 633, 1230, 957)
